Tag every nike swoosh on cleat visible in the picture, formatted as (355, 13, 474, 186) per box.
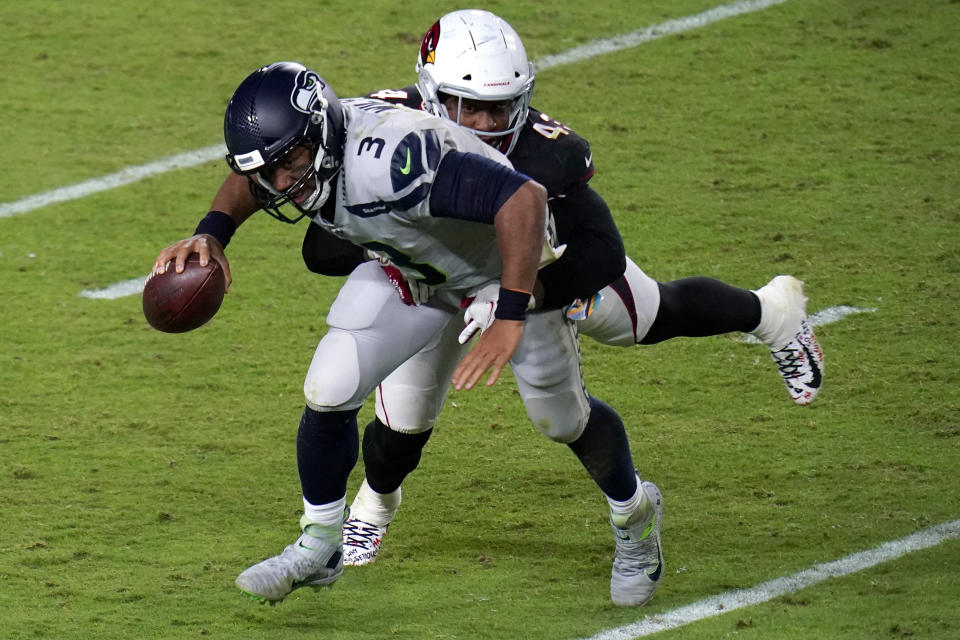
(647, 549, 663, 581)
(400, 149, 412, 175)
(801, 342, 823, 388)
(584, 152, 593, 167)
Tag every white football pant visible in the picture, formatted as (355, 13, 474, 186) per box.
(304, 261, 591, 443)
(578, 257, 660, 346)
(371, 257, 660, 438)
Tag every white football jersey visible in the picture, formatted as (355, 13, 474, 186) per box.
(311, 98, 517, 293)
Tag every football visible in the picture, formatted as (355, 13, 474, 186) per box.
(142, 253, 226, 333)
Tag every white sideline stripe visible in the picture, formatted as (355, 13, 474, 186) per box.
(0, 145, 226, 219)
(2, 0, 790, 220)
(583, 519, 960, 640)
(79, 275, 149, 300)
(809, 305, 878, 326)
(536, 0, 790, 71)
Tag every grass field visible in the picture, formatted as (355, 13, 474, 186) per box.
(2, 1, 959, 638)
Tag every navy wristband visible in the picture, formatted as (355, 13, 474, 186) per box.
(495, 287, 531, 322)
(194, 210, 236, 248)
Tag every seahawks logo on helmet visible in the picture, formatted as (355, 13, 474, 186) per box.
(291, 70, 323, 113)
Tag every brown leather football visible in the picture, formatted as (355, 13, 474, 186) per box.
(142, 253, 226, 333)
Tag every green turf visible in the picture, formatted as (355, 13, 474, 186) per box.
(2, 0, 958, 638)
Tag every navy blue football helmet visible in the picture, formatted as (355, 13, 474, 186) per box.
(224, 61, 345, 223)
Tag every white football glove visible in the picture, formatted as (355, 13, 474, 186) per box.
(458, 282, 536, 344)
(539, 240, 566, 268)
(540, 207, 566, 267)
(458, 282, 500, 344)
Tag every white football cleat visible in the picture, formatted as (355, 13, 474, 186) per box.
(753, 275, 825, 405)
(342, 479, 400, 566)
(610, 481, 664, 607)
(342, 515, 389, 566)
(235, 513, 345, 605)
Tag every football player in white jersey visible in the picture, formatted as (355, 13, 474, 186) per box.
(152, 61, 663, 607)
(330, 9, 823, 591)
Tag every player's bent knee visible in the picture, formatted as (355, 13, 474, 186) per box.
(375, 384, 445, 434)
(525, 393, 589, 443)
(304, 332, 363, 410)
(374, 411, 436, 435)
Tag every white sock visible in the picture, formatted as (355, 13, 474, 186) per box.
(606, 474, 648, 522)
(751, 287, 780, 346)
(751, 276, 805, 350)
(302, 495, 347, 529)
(350, 479, 401, 527)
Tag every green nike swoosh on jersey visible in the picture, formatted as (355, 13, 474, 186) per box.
(400, 149, 412, 175)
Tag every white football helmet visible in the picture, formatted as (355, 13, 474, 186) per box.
(416, 10, 534, 156)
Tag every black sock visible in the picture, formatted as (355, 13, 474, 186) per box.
(567, 397, 637, 501)
(641, 277, 761, 344)
(362, 418, 433, 495)
(296, 405, 359, 505)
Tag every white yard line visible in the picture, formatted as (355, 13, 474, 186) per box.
(536, 0, 790, 71)
(583, 518, 960, 640)
(0, 145, 225, 219)
(78, 275, 150, 300)
(2, 0, 790, 221)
